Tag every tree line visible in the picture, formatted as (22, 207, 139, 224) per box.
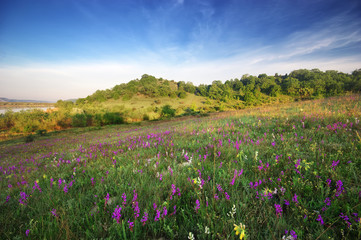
(75, 69, 361, 105)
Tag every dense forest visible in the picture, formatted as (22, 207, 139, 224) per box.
(1, 68, 361, 138)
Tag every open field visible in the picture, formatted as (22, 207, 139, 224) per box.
(0, 95, 360, 239)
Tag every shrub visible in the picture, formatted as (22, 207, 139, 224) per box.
(24, 134, 34, 143)
(36, 129, 47, 136)
(72, 113, 87, 127)
(161, 105, 176, 118)
(103, 112, 124, 125)
(143, 114, 150, 121)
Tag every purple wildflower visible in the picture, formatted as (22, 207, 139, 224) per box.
(274, 204, 282, 217)
(105, 193, 110, 205)
(154, 209, 161, 221)
(122, 193, 127, 206)
(141, 212, 148, 225)
(195, 199, 200, 212)
(162, 206, 168, 218)
(25, 229, 30, 237)
(128, 219, 134, 230)
(51, 208, 58, 217)
(292, 194, 298, 203)
(112, 205, 122, 223)
(63, 184, 68, 193)
(225, 192, 230, 200)
(326, 179, 331, 187)
(316, 214, 324, 225)
(19, 192, 29, 205)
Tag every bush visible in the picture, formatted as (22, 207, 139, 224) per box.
(36, 129, 47, 136)
(93, 114, 103, 127)
(25, 134, 34, 143)
(143, 114, 150, 121)
(161, 105, 176, 118)
(177, 91, 187, 99)
(103, 112, 124, 125)
(72, 113, 87, 127)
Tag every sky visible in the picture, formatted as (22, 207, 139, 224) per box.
(0, 0, 361, 101)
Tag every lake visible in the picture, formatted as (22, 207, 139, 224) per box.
(0, 107, 53, 114)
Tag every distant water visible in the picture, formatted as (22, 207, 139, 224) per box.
(0, 107, 52, 114)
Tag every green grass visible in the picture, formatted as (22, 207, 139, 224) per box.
(0, 95, 360, 239)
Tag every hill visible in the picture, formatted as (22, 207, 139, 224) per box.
(66, 69, 361, 120)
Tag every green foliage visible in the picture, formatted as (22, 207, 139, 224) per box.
(71, 113, 88, 127)
(161, 105, 176, 118)
(24, 134, 34, 143)
(143, 114, 150, 121)
(36, 129, 47, 136)
(102, 112, 124, 125)
(175, 91, 186, 99)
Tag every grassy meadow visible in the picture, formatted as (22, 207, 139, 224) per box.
(0, 95, 360, 239)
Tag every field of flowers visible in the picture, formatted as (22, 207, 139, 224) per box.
(1, 95, 360, 239)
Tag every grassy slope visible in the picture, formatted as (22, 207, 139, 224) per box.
(83, 93, 217, 120)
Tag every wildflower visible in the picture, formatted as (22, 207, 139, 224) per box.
(205, 226, 210, 234)
(19, 192, 29, 205)
(25, 229, 30, 237)
(227, 204, 236, 218)
(63, 184, 68, 193)
(234, 222, 246, 239)
(104, 193, 110, 205)
(51, 208, 58, 217)
(292, 194, 298, 203)
(170, 205, 177, 215)
(225, 192, 230, 200)
(112, 205, 122, 223)
(340, 213, 352, 228)
(188, 232, 195, 240)
(121, 193, 127, 206)
(283, 229, 298, 239)
(128, 219, 134, 230)
(274, 204, 282, 217)
(133, 201, 140, 219)
(141, 211, 148, 225)
(335, 180, 344, 197)
(316, 214, 324, 225)
(195, 199, 200, 213)
(154, 209, 161, 221)
(324, 197, 331, 206)
(33, 181, 42, 193)
(326, 179, 331, 187)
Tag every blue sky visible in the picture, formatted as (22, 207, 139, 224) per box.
(1, 0, 361, 101)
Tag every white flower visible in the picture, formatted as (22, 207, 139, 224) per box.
(205, 226, 210, 234)
(188, 232, 195, 240)
(227, 204, 237, 218)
